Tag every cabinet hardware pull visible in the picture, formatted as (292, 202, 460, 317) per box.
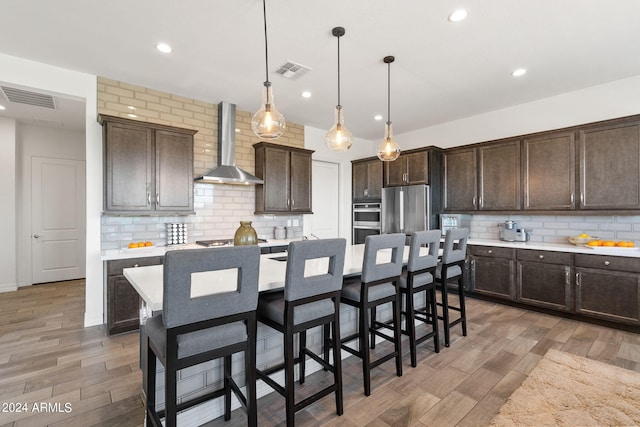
(472, 196, 477, 207)
(156, 193, 159, 205)
(479, 197, 483, 207)
(580, 192, 584, 204)
(291, 199, 295, 207)
(604, 260, 610, 266)
(576, 272, 581, 286)
(134, 264, 139, 268)
(147, 192, 151, 205)
(570, 193, 575, 204)
(539, 254, 544, 259)
(565, 270, 570, 286)
(488, 250, 493, 254)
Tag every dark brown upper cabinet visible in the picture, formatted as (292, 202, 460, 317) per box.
(478, 140, 521, 210)
(443, 147, 477, 211)
(100, 115, 196, 215)
(523, 131, 576, 210)
(254, 142, 314, 214)
(384, 149, 429, 187)
(578, 120, 640, 210)
(352, 157, 383, 201)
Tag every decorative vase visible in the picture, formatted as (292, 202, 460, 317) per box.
(234, 221, 258, 246)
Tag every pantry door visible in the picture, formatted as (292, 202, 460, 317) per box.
(308, 160, 340, 238)
(31, 156, 86, 284)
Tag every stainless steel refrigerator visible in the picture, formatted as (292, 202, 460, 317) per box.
(381, 185, 431, 234)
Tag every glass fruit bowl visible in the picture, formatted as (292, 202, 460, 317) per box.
(568, 235, 597, 245)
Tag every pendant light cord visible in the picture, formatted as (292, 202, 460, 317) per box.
(387, 60, 391, 124)
(262, 0, 271, 104)
(337, 33, 341, 107)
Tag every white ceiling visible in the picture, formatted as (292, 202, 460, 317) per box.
(1, 0, 640, 138)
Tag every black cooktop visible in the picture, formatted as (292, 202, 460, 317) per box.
(196, 239, 267, 247)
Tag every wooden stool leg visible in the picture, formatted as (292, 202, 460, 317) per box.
(428, 287, 440, 353)
(224, 355, 231, 421)
(284, 329, 296, 427)
(299, 330, 306, 384)
(393, 294, 403, 377)
(406, 288, 417, 368)
(370, 306, 376, 349)
(360, 305, 372, 396)
(332, 314, 344, 415)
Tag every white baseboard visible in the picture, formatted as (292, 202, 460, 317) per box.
(0, 282, 18, 293)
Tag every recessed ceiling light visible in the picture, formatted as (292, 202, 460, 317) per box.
(301, 91, 311, 98)
(448, 9, 468, 22)
(374, 114, 383, 121)
(127, 113, 138, 118)
(511, 68, 527, 77)
(0, 105, 5, 110)
(156, 43, 172, 53)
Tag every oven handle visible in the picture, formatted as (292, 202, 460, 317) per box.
(353, 225, 382, 230)
(353, 208, 382, 213)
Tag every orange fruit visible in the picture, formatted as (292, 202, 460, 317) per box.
(587, 240, 601, 247)
(628, 242, 636, 248)
(145, 241, 153, 247)
(128, 242, 138, 248)
(602, 240, 616, 247)
(137, 242, 145, 247)
(616, 241, 627, 247)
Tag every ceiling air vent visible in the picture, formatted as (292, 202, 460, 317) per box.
(0, 86, 56, 109)
(275, 60, 311, 80)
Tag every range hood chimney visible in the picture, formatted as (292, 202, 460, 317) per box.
(194, 101, 264, 185)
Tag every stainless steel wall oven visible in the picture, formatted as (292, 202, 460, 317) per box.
(352, 202, 381, 244)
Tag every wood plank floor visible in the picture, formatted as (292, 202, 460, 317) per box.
(1, 280, 639, 426)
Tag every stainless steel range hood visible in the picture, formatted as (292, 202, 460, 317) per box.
(194, 101, 264, 185)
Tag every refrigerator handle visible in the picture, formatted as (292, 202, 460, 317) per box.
(399, 187, 404, 232)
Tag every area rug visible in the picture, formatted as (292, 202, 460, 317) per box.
(489, 349, 640, 426)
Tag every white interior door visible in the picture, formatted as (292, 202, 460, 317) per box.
(308, 160, 340, 238)
(32, 157, 86, 284)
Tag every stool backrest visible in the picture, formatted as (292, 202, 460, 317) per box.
(284, 238, 346, 302)
(162, 246, 260, 328)
(407, 230, 441, 272)
(441, 228, 469, 264)
(361, 233, 405, 284)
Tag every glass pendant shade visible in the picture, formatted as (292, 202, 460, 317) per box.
(325, 105, 353, 151)
(252, 83, 286, 139)
(377, 121, 401, 161)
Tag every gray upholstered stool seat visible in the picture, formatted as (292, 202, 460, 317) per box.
(256, 238, 346, 427)
(436, 228, 469, 347)
(336, 233, 405, 396)
(144, 246, 260, 427)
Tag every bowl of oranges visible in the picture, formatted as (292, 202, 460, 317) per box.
(568, 233, 598, 245)
(127, 241, 154, 249)
(585, 239, 635, 248)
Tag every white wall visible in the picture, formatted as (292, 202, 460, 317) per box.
(0, 53, 102, 327)
(398, 75, 640, 150)
(16, 124, 85, 286)
(0, 118, 17, 292)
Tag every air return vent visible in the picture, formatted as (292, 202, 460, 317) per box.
(0, 86, 56, 109)
(275, 60, 311, 80)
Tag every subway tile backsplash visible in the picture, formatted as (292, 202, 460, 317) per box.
(468, 214, 640, 244)
(101, 183, 304, 250)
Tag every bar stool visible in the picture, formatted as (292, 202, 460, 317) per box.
(400, 230, 441, 367)
(337, 233, 405, 396)
(256, 238, 346, 427)
(435, 228, 469, 347)
(144, 246, 260, 427)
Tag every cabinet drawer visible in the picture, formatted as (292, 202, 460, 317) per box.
(469, 245, 514, 259)
(517, 249, 571, 265)
(107, 256, 164, 275)
(575, 254, 640, 274)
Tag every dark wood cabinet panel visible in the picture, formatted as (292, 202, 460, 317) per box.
(352, 157, 383, 201)
(517, 249, 571, 311)
(443, 148, 477, 211)
(523, 132, 576, 210)
(575, 267, 640, 325)
(384, 150, 429, 187)
(578, 121, 640, 209)
(470, 246, 516, 300)
(100, 115, 196, 215)
(254, 142, 313, 214)
(106, 256, 163, 335)
(478, 140, 521, 210)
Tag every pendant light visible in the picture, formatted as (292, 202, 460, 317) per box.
(325, 26, 353, 151)
(377, 56, 401, 161)
(251, 0, 286, 140)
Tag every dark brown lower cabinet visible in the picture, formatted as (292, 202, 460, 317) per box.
(574, 253, 640, 325)
(470, 246, 515, 300)
(517, 250, 572, 312)
(106, 256, 163, 335)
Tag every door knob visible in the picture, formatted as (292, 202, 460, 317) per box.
(33, 234, 41, 238)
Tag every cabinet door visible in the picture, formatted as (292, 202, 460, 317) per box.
(405, 151, 428, 185)
(367, 160, 383, 199)
(518, 262, 571, 311)
(576, 268, 640, 325)
(578, 121, 640, 209)
(352, 161, 369, 200)
(290, 150, 312, 213)
(523, 132, 576, 210)
(471, 256, 515, 300)
(155, 129, 194, 212)
(263, 146, 291, 212)
(478, 141, 521, 210)
(443, 148, 477, 211)
(104, 122, 153, 212)
(107, 275, 141, 335)
(385, 157, 406, 187)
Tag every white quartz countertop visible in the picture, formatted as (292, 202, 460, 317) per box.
(101, 239, 296, 261)
(468, 238, 640, 258)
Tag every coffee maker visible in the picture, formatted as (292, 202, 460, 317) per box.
(498, 220, 531, 242)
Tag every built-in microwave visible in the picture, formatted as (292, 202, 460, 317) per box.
(353, 203, 381, 244)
